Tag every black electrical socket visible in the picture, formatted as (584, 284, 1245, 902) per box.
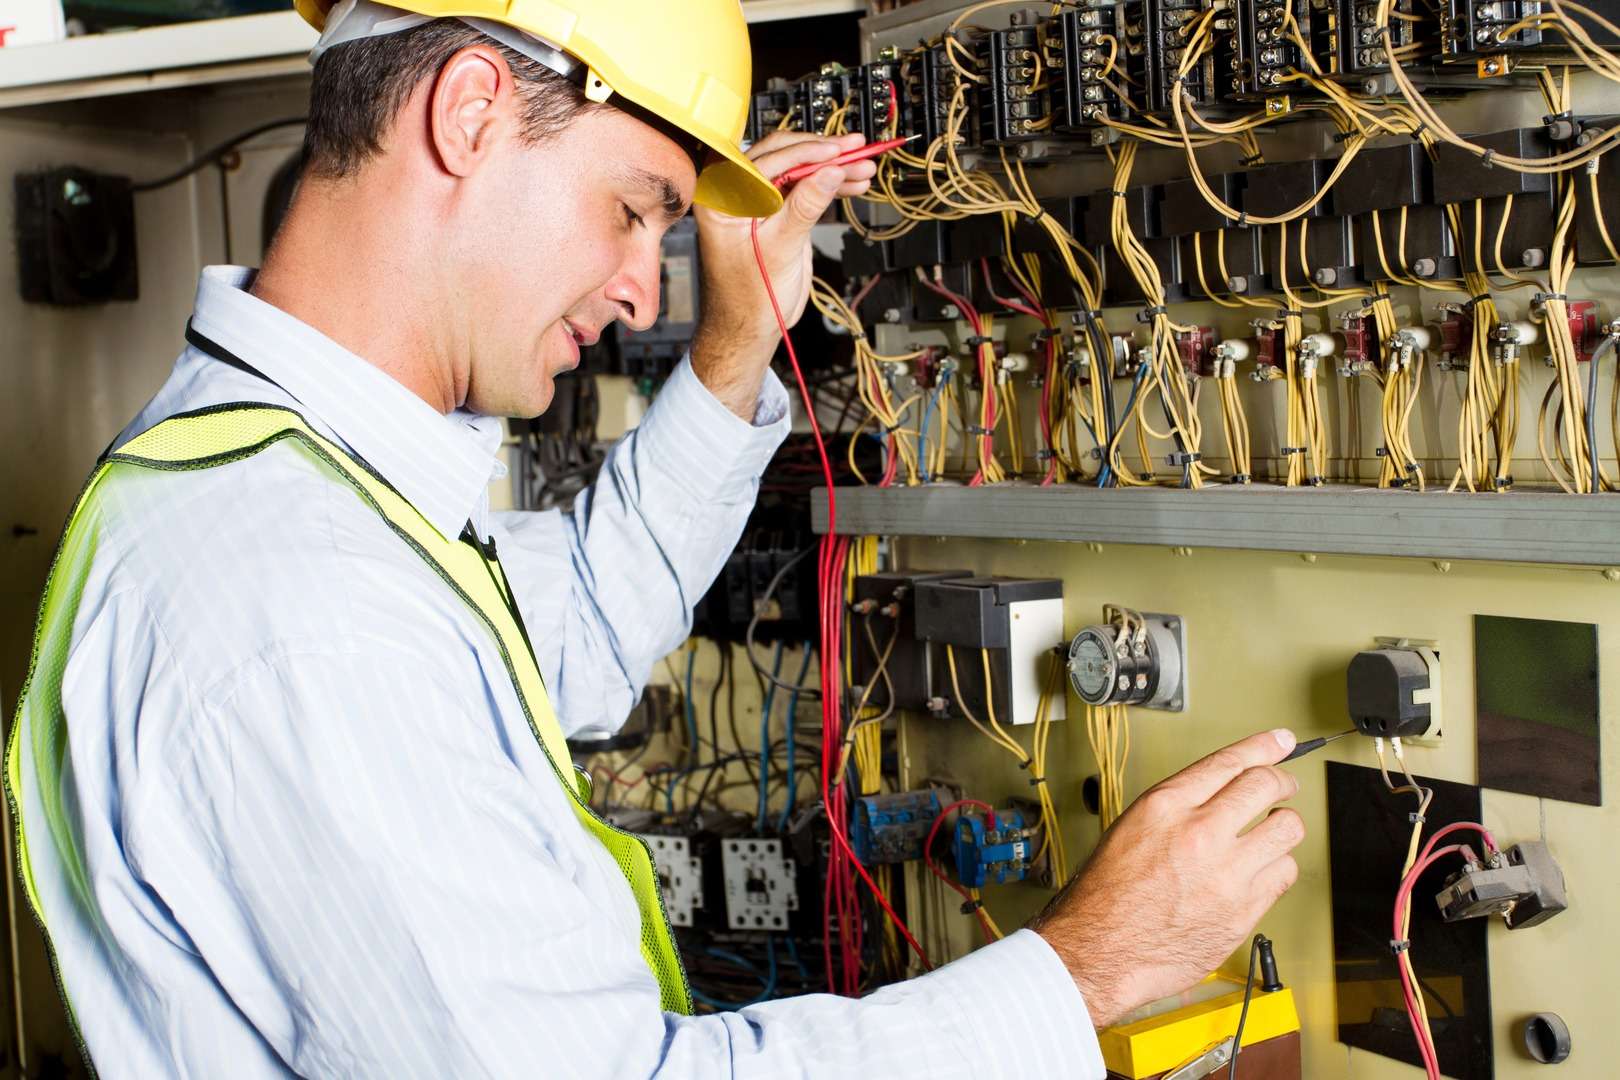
(15, 166, 139, 306)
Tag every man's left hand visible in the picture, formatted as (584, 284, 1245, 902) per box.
(691, 132, 876, 420)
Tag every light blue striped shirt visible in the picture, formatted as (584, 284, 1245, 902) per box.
(37, 266, 1105, 1077)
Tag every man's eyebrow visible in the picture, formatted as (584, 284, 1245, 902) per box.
(621, 166, 689, 222)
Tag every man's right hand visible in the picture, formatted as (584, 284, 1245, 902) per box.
(1031, 728, 1305, 1028)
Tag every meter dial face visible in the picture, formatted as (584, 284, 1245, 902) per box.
(1068, 630, 1115, 704)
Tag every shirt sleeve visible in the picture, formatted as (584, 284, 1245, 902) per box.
(492, 355, 791, 738)
(127, 646, 1105, 1080)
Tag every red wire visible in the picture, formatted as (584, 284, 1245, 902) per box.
(749, 216, 934, 982)
(915, 273, 998, 484)
(1393, 842, 1464, 1080)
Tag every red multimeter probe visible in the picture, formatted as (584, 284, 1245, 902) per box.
(772, 134, 917, 189)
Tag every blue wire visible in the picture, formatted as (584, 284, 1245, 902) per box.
(756, 641, 784, 831)
(784, 934, 810, 983)
(777, 644, 814, 832)
(1102, 366, 1149, 489)
(692, 940, 777, 1010)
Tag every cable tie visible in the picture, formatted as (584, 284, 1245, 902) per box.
(1375, 447, 1390, 457)
(1331, 131, 1353, 144)
(1409, 121, 1428, 140)
(1137, 304, 1168, 322)
(1035, 449, 1056, 461)
(1025, 207, 1051, 227)
(1230, 473, 1251, 483)
(1543, 109, 1573, 126)
(1407, 462, 1423, 473)
(1028, 775, 1047, 786)
(959, 898, 984, 914)
(1110, 189, 1128, 199)
(1409, 812, 1427, 824)
(1390, 938, 1411, 954)
(1167, 451, 1203, 465)
(1239, 153, 1265, 166)
(883, 421, 902, 434)
(1281, 446, 1307, 455)
(1276, 308, 1304, 319)
(964, 334, 993, 347)
(966, 424, 993, 436)
(1390, 477, 1410, 488)
(1494, 475, 1514, 489)
(1533, 291, 1569, 305)
(1031, 327, 1061, 341)
(1308, 475, 1325, 486)
(1018, 758, 1032, 770)
(1237, 211, 1250, 228)
(1480, 148, 1496, 169)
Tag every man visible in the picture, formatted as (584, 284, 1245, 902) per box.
(7, 0, 1304, 1075)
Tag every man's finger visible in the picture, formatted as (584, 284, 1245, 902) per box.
(1153, 729, 1297, 808)
(1249, 851, 1301, 910)
(777, 165, 848, 233)
(747, 133, 867, 183)
(1236, 807, 1306, 872)
(744, 130, 860, 162)
(1202, 765, 1298, 834)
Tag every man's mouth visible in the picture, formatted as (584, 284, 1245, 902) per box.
(564, 319, 599, 348)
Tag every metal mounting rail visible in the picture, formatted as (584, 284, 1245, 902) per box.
(810, 484, 1620, 567)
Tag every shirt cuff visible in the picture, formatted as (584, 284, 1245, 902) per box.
(633, 354, 790, 500)
(922, 930, 1108, 1078)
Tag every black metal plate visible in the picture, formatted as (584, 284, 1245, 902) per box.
(1327, 761, 1492, 1079)
(1475, 614, 1601, 806)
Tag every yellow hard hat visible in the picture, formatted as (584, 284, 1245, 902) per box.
(293, 0, 783, 218)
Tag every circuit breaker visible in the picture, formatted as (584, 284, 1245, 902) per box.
(721, 838, 798, 932)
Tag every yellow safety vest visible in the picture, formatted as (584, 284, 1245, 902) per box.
(5, 404, 692, 1061)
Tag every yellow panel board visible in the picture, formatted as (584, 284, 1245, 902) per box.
(894, 537, 1619, 1079)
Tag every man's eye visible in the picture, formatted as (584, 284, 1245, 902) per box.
(623, 204, 644, 228)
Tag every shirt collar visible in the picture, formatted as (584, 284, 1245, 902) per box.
(187, 266, 505, 540)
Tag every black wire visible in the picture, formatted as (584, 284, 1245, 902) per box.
(1227, 934, 1265, 1080)
(745, 548, 822, 697)
(707, 640, 725, 770)
(132, 117, 308, 194)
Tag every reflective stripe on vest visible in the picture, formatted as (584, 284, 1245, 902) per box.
(4, 404, 692, 1040)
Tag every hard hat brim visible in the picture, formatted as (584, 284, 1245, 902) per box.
(694, 142, 785, 220)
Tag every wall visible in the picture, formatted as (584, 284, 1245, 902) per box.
(891, 534, 1617, 1077)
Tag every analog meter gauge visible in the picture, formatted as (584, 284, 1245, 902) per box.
(1066, 611, 1188, 711)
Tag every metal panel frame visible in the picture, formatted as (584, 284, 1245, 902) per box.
(812, 485, 1620, 566)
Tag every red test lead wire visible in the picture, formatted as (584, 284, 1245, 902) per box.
(748, 182, 933, 983)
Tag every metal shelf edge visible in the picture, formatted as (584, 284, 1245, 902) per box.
(809, 485, 1620, 567)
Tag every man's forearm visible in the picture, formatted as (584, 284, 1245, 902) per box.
(690, 314, 777, 421)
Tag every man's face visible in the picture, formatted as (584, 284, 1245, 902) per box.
(461, 106, 697, 418)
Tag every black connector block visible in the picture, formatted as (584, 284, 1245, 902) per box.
(1346, 648, 1432, 738)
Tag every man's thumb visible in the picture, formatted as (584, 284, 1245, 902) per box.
(782, 166, 847, 232)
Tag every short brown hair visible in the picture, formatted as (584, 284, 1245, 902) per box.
(302, 21, 604, 179)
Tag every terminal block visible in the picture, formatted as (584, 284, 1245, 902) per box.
(1058, 5, 1132, 129)
(1435, 841, 1568, 930)
(953, 806, 1033, 887)
(1234, 0, 1315, 98)
(747, 82, 794, 141)
(850, 789, 945, 864)
(850, 569, 972, 712)
(980, 25, 1051, 144)
(848, 59, 903, 140)
(793, 66, 851, 136)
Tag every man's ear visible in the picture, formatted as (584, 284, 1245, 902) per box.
(428, 45, 513, 178)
